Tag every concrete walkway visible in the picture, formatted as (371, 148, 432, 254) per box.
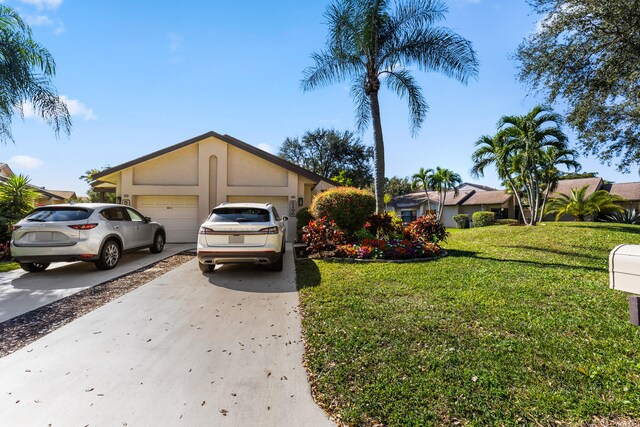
(0, 247, 335, 426)
(0, 244, 194, 323)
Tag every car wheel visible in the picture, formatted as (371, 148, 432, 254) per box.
(199, 262, 215, 273)
(20, 262, 50, 273)
(95, 240, 120, 270)
(149, 233, 165, 254)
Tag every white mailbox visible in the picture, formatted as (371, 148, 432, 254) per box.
(609, 244, 640, 294)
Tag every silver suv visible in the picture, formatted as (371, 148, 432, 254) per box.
(11, 203, 166, 272)
(197, 203, 287, 273)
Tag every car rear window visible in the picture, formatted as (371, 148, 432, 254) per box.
(25, 207, 92, 222)
(210, 207, 270, 223)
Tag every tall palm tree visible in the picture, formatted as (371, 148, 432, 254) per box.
(545, 186, 625, 221)
(302, 0, 478, 211)
(471, 105, 579, 225)
(428, 167, 462, 220)
(411, 167, 433, 212)
(0, 5, 71, 142)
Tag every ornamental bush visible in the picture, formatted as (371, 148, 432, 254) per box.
(404, 213, 448, 243)
(452, 214, 470, 229)
(495, 218, 520, 226)
(364, 211, 404, 239)
(302, 216, 346, 255)
(310, 187, 375, 236)
(295, 206, 313, 241)
(472, 211, 495, 227)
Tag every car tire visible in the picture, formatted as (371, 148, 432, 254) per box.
(95, 239, 121, 270)
(199, 262, 214, 273)
(20, 262, 50, 273)
(149, 233, 165, 254)
(270, 243, 284, 272)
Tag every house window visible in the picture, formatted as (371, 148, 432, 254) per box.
(400, 210, 417, 223)
(491, 208, 508, 220)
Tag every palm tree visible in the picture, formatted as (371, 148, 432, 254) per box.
(0, 5, 71, 142)
(471, 105, 579, 225)
(302, 0, 478, 211)
(0, 174, 38, 221)
(545, 186, 625, 221)
(428, 167, 462, 220)
(411, 167, 433, 212)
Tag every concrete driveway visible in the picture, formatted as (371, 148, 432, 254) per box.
(0, 247, 335, 426)
(0, 244, 194, 323)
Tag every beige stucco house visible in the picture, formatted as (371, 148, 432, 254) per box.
(92, 132, 336, 243)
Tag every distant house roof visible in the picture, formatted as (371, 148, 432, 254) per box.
(45, 190, 77, 200)
(93, 131, 338, 186)
(461, 190, 512, 206)
(601, 182, 640, 201)
(551, 177, 603, 198)
(391, 190, 475, 208)
(458, 182, 497, 192)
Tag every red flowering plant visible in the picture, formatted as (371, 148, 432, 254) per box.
(404, 213, 449, 244)
(363, 211, 403, 239)
(302, 216, 346, 256)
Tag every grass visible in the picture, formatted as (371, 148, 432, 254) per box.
(0, 261, 20, 272)
(297, 222, 640, 426)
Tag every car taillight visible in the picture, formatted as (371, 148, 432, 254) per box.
(68, 223, 99, 230)
(199, 226, 215, 235)
(259, 226, 279, 234)
(9, 225, 20, 231)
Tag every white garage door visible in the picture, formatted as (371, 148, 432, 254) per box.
(137, 196, 199, 243)
(226, 196, 292, 241)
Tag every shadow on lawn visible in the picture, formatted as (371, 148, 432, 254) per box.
(296, 259, 321, 289)
(445, 248, 604, 273)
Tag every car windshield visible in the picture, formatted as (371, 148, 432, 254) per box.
(210, 207, 270, 223)
(24, 207, 92, 222)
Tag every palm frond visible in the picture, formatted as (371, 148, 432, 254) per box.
(382, 69, 427, 135)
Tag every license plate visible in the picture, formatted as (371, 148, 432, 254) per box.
(229, 235, 244, 244)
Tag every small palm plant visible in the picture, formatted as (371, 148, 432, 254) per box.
(601, 209, 640, 225)
(0, 174, 39, 241)
(545, 185, 625, 221)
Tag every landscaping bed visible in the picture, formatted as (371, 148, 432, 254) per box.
(298, 223, 640, 426)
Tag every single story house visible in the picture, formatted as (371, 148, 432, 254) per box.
(0, 162, 77, 206)
(389, 182, 515, 228)
(92, 131, 336, 243)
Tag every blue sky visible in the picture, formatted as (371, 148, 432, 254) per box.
(1, 0, 633, 196)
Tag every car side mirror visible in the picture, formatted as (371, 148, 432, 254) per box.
(145, 216, 151, 223)
(283, 216, 288, 221)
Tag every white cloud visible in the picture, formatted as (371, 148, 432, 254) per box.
(26, 14, 52, 26)
(257, 143, 273, 154)
(18, 0, 62, 10)
(20, 96, 96, 121)
(9, 155, 43, 170)
(53, 21, 64, 34)
(60, 96, 97, 121)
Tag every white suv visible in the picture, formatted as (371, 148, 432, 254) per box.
(197, 203, 287, 273)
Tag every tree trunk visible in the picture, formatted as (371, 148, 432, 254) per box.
(506, 176, 527, 225)
(369, 90, 385, 212)
(439, 191, 446, 221)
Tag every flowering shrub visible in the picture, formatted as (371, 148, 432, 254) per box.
(295, 206, 313, 241)
(302, 216, 346, 254)
(364, 211, 403, 239)
(404, 213, 448, 243)
(335, 238, 443, 260)
(310, 187, 375, 236)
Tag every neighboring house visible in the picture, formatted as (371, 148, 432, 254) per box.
(389, 185, 515, 228)
(92, 131, 336, 243)
(0, 162, 76, 206)
(601, 182, 640, 211)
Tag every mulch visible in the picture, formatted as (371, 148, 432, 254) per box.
(0, 252, 194, 358)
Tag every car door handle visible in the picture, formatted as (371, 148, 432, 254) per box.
(114, 225, 120, 229)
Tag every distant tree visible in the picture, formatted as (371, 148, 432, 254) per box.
(411, 167, 434, 212)
(383, 176, 413, 199)
(428, 167, 462, 220)
(0, 5, 71, 142)
(545, 185, 625, 221)
(80, 167, 115, 203)
(0, 174, 38, 241)
(559, 172, 599, 180)
(279, 129, 373, 188)
(331, 170, 356, 187)
(301, 0, 478, 211)
(516, 0, 640, 172)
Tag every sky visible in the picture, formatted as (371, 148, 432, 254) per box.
(0, 0, 634, 197)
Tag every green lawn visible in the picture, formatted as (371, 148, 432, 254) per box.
(0, 261, 19, 272)
(297, 222, 640, 426)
